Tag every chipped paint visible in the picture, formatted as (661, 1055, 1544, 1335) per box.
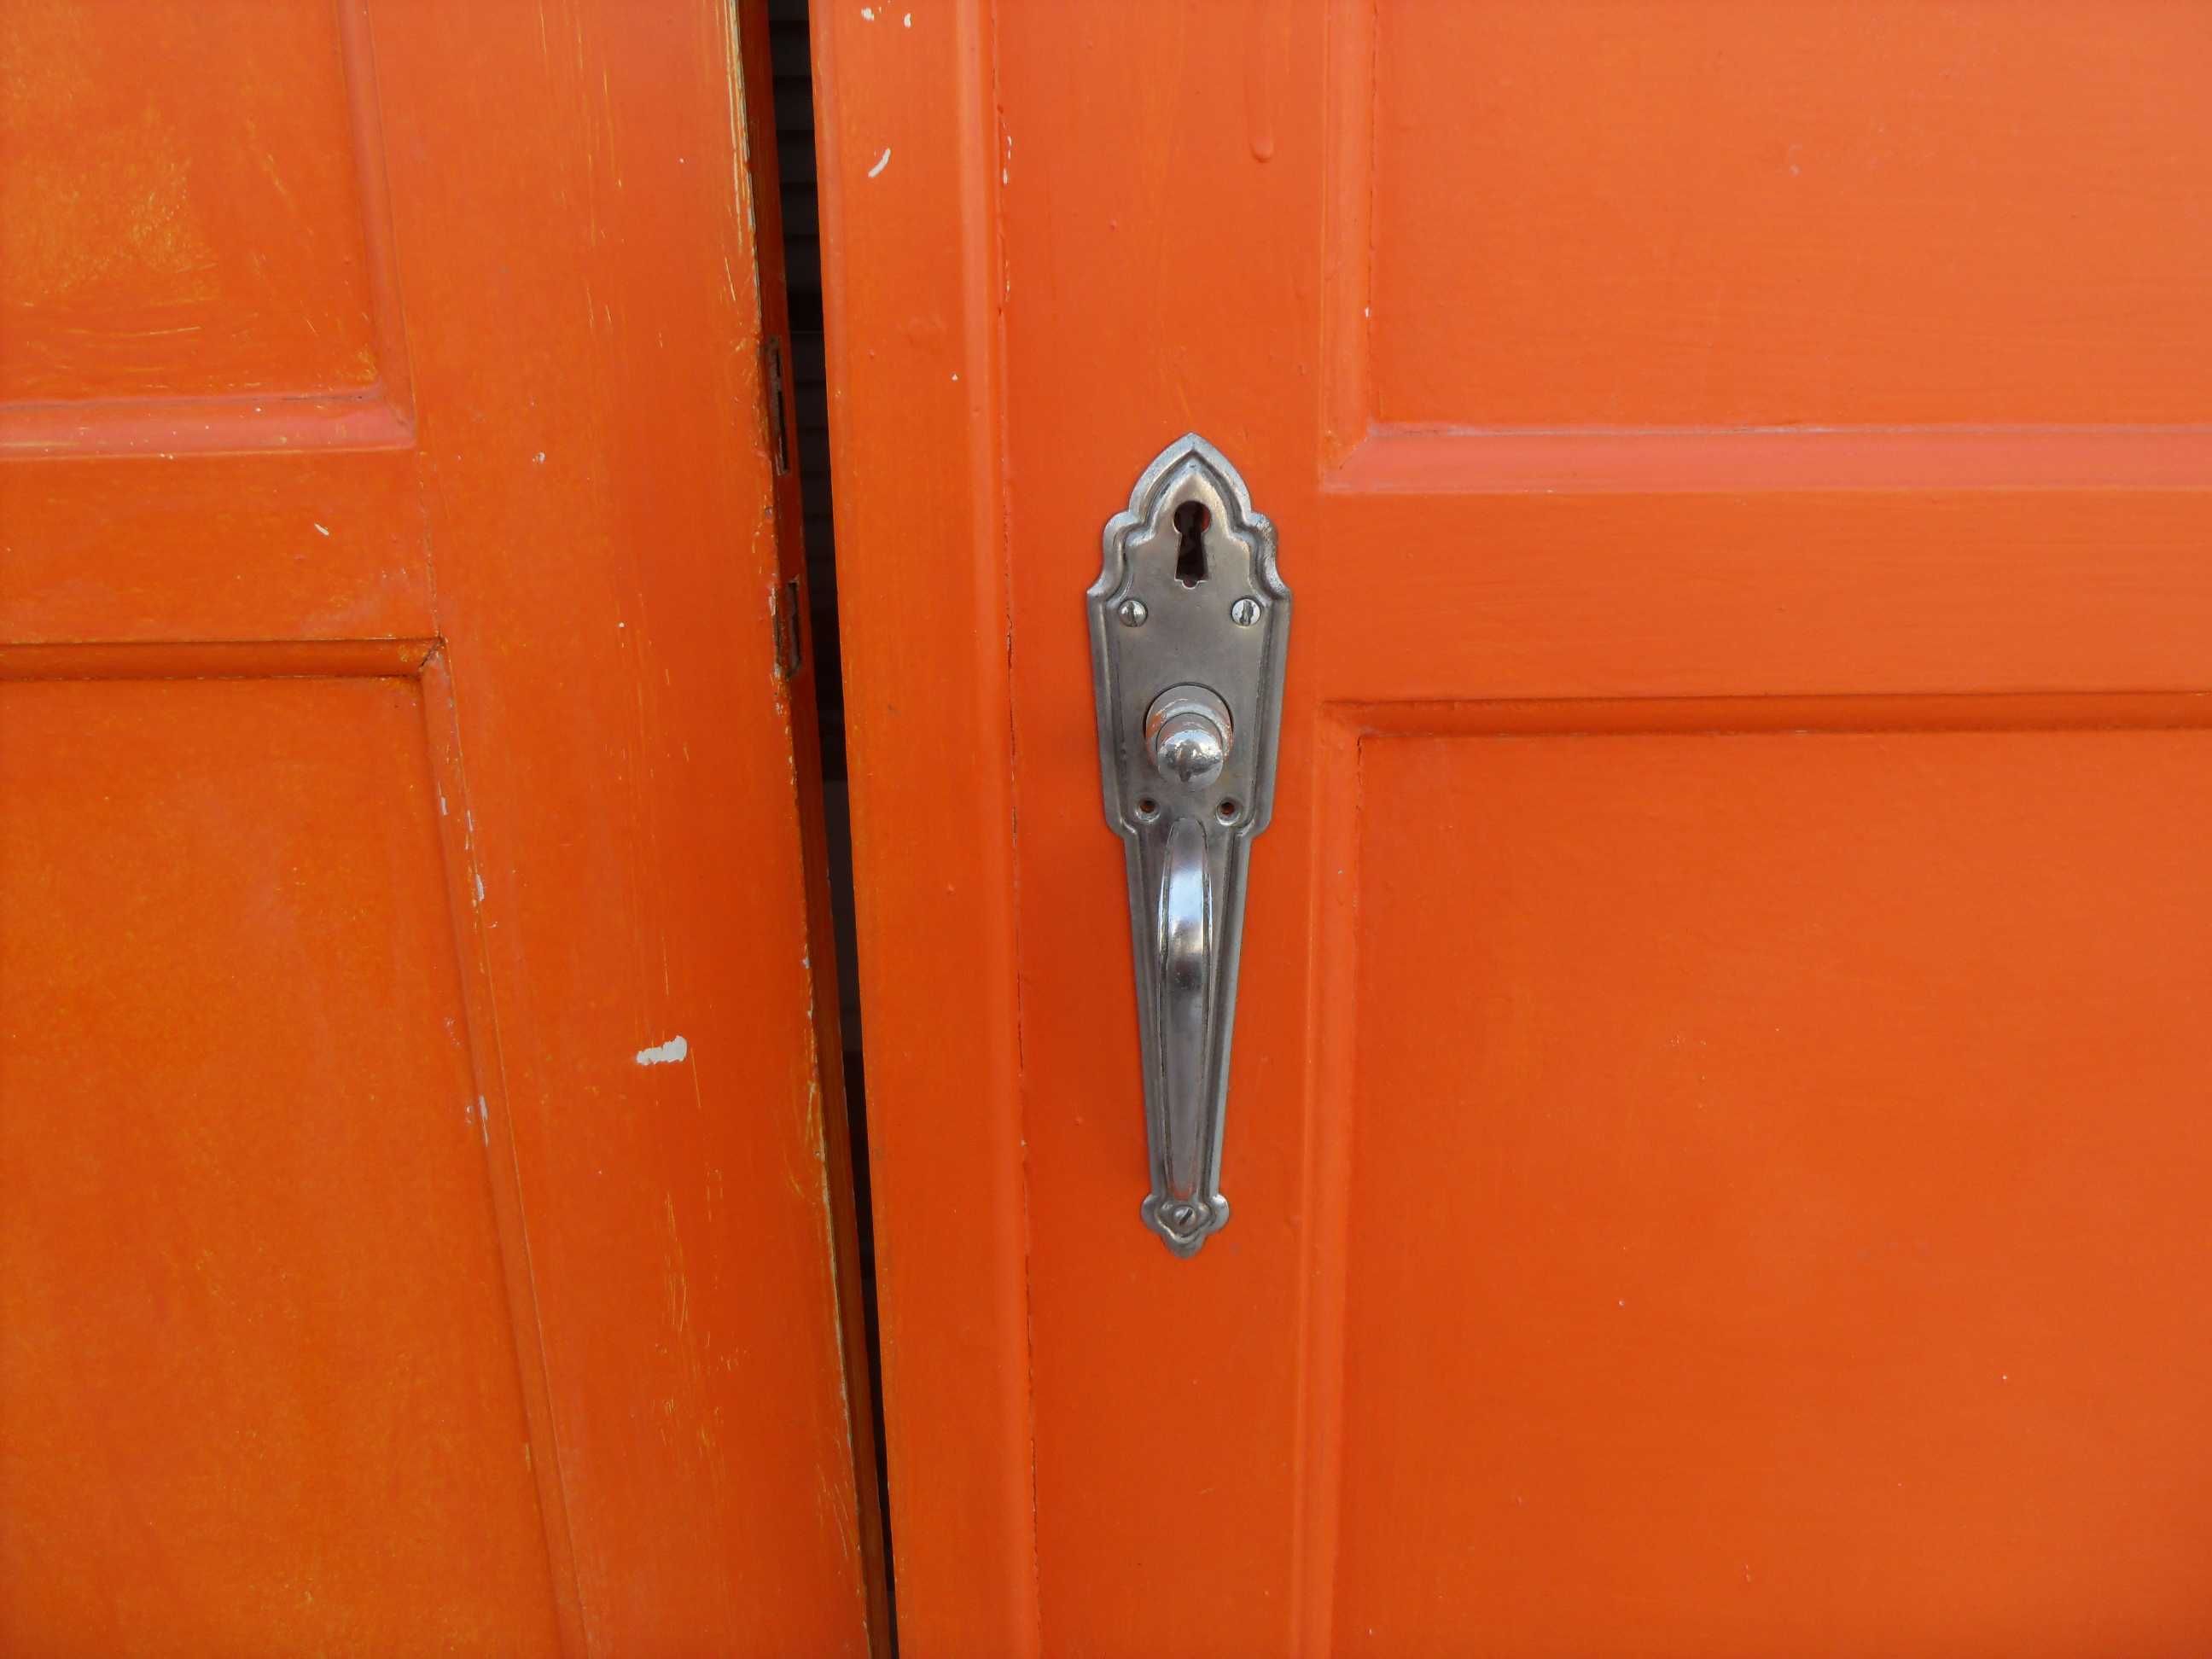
(635, 1034, 690, 1067)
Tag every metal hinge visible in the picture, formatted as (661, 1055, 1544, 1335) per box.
(763, 336, 789, 475)
(771, 578, 805, 677)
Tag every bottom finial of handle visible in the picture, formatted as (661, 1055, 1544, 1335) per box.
(1141, 1191, 1231, 1257)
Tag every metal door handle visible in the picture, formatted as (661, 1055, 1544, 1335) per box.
(1089, 436, 1289, 1256)
(1154, 789, 1214, 1240)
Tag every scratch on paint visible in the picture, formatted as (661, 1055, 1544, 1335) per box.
(635, 1034, 690, 1067)
(867, 147, 891, 179)
(664, 1196, 690, 1335)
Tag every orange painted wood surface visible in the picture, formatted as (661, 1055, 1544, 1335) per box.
(1, 3, 877, 1651)
(811, 4, 1040, 1656)
(826, 1, 2212, 1650)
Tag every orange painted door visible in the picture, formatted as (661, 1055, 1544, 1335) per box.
(2, 3, 878, 1652)
(819, 2, 2212, 1652)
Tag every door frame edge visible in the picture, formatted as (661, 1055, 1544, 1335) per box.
(810, 0, 1044, 1651)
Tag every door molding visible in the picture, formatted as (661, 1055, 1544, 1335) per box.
(811, 3, 1042, 1653)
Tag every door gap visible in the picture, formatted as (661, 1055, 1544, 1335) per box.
(771, 1, 899, 1648)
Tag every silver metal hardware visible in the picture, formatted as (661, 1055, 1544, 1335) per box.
(1089, 434, 1289, 1257)
(1145, 685, 1233, 785)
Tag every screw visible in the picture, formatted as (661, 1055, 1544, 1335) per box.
(1230, 597, 1261, 626)
(1117, 597, 1149, 627)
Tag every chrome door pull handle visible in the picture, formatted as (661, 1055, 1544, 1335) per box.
(1090, 435, 1289, 1257)
(1154, 809, 1213, 1242)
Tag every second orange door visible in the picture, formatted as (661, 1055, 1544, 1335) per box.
(820, 2, 2212, 1652)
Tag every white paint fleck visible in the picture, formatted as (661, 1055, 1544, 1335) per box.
(311, 522, 330, 537)
(903, 10, 911, 22)
(636, 1034, 690, 1067)
(532, 451, 547, 464)
(867, 147, 892, 179)
(474, 872, 486, 904)
(859, 4, 874, 15)
(951, 370, 961, 381)
(438, 793, 448, 816)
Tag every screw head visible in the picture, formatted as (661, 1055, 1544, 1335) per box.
(1229, 597, 1262, 626)
(1117, 597, 1149, 627)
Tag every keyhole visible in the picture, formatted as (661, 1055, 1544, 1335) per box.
(1173, 501, 1210, 588)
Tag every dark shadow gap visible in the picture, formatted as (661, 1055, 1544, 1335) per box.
(769, 1, 898, 1647)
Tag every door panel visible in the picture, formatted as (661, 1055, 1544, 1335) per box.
(821, 0, 2212, 1651)
(2, 3, 876, 1651)
(0, 0, 410, 450)
(1369, 1, 2212, 428)
(1336, 715, 2212, 1653)
(2, 678, 561, 1650)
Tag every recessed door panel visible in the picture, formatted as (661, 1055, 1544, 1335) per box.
(0, 677, 560, 1650)
(0, 0, 393, 407)
(1369, 1, 2212, 428)
(1337, 717, 2212, 1653)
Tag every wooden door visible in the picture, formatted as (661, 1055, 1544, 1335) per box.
(819, 2, 2212, 1651)
(1, 3, 880, 1650)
